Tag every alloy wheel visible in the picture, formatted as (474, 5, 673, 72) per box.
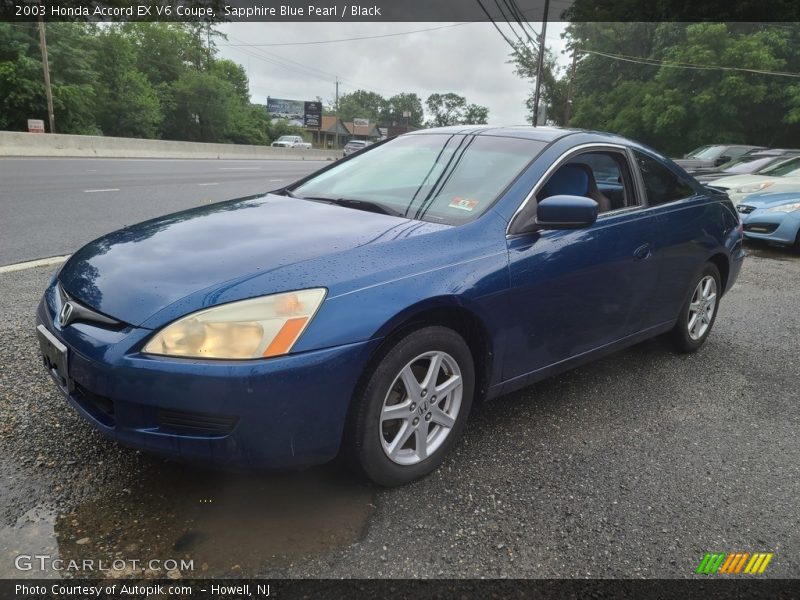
(379, 351, 463, 466)
(687, 275, 717, 341)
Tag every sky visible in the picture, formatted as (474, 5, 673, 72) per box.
(217, 22, 569, 125)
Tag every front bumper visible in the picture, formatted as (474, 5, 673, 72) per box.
(740, 210, 800, 246)
(36, 295, 379, 469)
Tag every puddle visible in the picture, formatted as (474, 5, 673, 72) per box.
(0, 507, 59, 578)
(2, 462, 375, 578)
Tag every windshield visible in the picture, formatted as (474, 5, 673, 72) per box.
(761, 156, 800, 177)
(277, 136, 295, 141)
(687, 145, 725, 160)
(291, 134, 545, 225)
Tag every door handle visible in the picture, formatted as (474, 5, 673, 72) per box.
(633, 243, 653, 261)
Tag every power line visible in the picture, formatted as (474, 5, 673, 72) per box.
(491, 0, 534, 50)
(504, 0, 542, 48)
(579, 48, 800, 78)
(226, 32, 397, 95)
(220, 22, 473, 48)
(475, 0, 522, 55)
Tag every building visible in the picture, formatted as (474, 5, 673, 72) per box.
(304, 116, 383, 149)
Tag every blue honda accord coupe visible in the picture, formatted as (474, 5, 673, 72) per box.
(37, 126, 745, 486)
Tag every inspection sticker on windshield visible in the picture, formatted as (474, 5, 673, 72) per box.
(449, 197, 479, 211)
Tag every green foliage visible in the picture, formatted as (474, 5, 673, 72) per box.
(0, 22, 268, 144)
(337, 89, 386, 124)
(425, 93, 489, 126)
(0, 23, 46, 131)
(1, 22, 488, 145)
(382, 92, 424, 127)
(515, 22, 800, 155)
(93, 27, 161, 138)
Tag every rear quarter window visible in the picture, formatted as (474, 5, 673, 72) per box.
(635, 150, 696, 206)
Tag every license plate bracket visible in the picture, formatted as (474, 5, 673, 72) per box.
(37, 324, 74, 392)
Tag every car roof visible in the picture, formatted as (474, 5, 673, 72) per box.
(749, 148, 800, 155)
(404, 125, 635, 145)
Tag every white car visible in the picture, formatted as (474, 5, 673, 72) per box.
(711, 155, 800, 204)
(271, 135, 312, 149)
(342, 140, 373, 157)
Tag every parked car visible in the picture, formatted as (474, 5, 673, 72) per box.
(693, 149, 800, 183)
(673, 144, 764, 172)
(709, 155, 800, 204)
(343, 140, 372, 157)
(271, 135, 311, 149)
(37, 126, 744, 486)
(737, 191, 800, 251)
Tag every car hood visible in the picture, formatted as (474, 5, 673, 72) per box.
(710, 174, 777, 190)
(58, 194, 437, 327)
(739, 190, 800, 209)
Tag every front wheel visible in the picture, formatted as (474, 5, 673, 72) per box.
(669, 263, 721, 353)
(346, 326, 475, 486)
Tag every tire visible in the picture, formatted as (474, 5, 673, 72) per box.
(793, 228, 800, 254)
(346, 326, 475, 486)
(669, 263, 722, 353)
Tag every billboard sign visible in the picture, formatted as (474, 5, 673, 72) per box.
(27, 119, 45, 133)
(353, 118, 370, 127)
(267, 98, 322, 128)
(304, 101, 322, 128)
(267, 98, 305, 126)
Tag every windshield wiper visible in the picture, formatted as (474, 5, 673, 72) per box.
(299, 196, 406, 218)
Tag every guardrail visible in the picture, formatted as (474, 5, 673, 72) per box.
(0, 131, 341, 161)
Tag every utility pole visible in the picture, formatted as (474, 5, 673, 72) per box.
(564, 47, 578, 126)
(206, 23, 212, 70)
(37, 16, 56, 134)
(334, 76, 340, 149)
(532, 0, 549, 127)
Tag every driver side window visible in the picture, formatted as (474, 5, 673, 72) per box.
(537, 150, 638, 214)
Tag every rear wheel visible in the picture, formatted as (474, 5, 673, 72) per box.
(346, 326, 474, 486)
(670, 263, 721, 353)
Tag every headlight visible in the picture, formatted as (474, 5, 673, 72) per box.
(733, 182, 774, 194)
(765, 202, 800, 213)
(143, 289, 326, 359)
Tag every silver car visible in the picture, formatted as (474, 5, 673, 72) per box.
(343, 140, 372, 157)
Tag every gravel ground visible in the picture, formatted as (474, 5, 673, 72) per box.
(0, 242, 798, 579)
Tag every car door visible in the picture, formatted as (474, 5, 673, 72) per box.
(502, 145, 662, 384)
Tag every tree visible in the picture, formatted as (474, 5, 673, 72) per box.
(535, 22, 800, 155)
(425, 93, 490, 126)
(382, 92, 424, 127)
(425, 93, 466, 127)
(92, 28, 161, 138)
(337, 89, 387, 123)
(510, 43, 570, 125)
(164, 70, 234, 143)
(0, 23, 47, 131)
(462, 104, 489, 125)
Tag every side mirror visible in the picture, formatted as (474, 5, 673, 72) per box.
(714, 155, 730, 166)
(535, 195, 598, 230)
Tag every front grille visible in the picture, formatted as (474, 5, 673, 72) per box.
(743, 222, 779, 234)
(73, 383, 115, 426)
(738, 205, 756, 214)
(57, 283, 126, 329)
(157, 409, 238, 436)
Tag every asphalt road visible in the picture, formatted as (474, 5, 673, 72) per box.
(0, 157, 327, 266)
(0, 243, 798, 579)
